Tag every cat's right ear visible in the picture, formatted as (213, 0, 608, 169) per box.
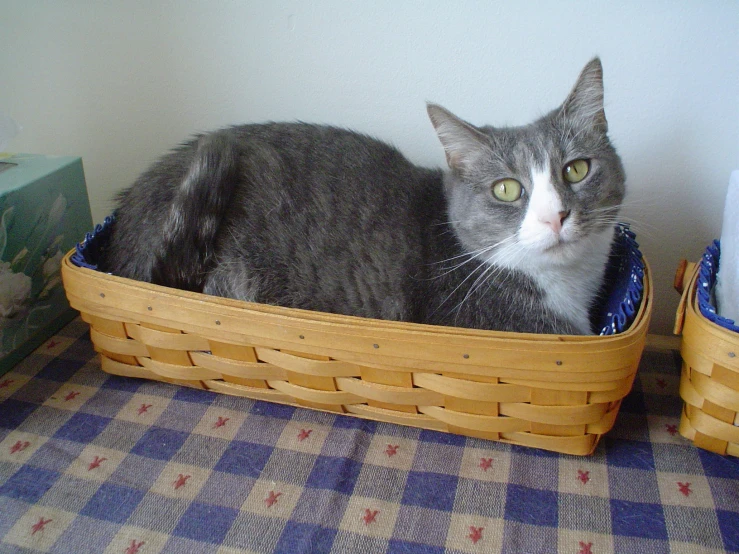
(427, 103, 489, 172)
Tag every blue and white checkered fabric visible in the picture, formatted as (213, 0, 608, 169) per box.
(1, 319, 738, 553)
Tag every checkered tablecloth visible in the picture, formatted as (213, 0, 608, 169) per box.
(1, 318, 737, 553)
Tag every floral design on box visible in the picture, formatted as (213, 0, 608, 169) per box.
(0, 192, 68, 354)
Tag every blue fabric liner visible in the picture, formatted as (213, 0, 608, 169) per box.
(594, 224, 645, 336)
(71, 218, 645, 336)
(695, 241, 739, 333)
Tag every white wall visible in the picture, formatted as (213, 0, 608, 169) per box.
(1, 1, 737, 334)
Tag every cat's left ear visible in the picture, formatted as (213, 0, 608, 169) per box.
(427, 103, 490, 172)
(561, 57, 608, 132)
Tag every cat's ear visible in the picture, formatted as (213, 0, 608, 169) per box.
(427, 103, 490, 172)
(560, 57, 608, 132)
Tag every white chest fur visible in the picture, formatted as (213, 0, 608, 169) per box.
(490, 163, 615, 334)
(531, 229, 613, 334)
(497, 227, 614, 334)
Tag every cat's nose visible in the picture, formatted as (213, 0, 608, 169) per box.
(542, 210, 570, 234)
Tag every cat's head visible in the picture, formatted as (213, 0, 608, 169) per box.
(428, 57, 625, 269)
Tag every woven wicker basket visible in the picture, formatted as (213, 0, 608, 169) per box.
(61, 248, 652, 456)
(674, 259, 739, 456)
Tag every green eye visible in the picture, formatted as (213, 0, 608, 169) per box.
(491, 178, 522, 202)
(563, 159, 590, 183)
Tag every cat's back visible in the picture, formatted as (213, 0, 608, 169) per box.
(210, 123, 445, 318)
(102, 121, 445, 320)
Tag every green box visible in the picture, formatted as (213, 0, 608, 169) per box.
(0, 153, 93, 375)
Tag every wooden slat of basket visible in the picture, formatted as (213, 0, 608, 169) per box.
(360, 366, 417, 413)
(501, 431, 596, 456)
(189, 351, 288, 381)
(445, 397, 498, 417)
(145, 346, 193, 366)
(529, 389, 590, 437)
(713, 364, 739, 391)
(503, 373, 635, 392)
(335, 377, 444, 405)
(277, 350, 346, 412)
(345, 403, 447, 431)
(208, 341, 268, 388)
(685, 367, 739, 413)
(83, 313, 128, 338)
(345, 356, 639, 384)
(585, 403, 621, 434)
(413, 372, 530, 402)
(255, 348, 360, 377)
(679, 405, 739, 456)
(205, 379, 297, 404)
(266, 380, 362, 405)
(90, 327, 149, 357)
(498, 401, 607, 425)
(138, 357, 222, 381)
(684, 404, 739, 446)
(102, 355, 155, 379)
(418, 406, 530, 433)
(85, 314, 140, 365)
(125, 324, 211, 351)
(531, 389, 587, 406)
(589, 378, 638, 403)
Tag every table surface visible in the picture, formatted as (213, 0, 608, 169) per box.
(1, 318, 737, 554)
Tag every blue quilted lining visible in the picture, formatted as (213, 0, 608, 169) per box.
(695, 241, 739, 333)
(594, 223, 645, 336)
(71, 218, 645, 336)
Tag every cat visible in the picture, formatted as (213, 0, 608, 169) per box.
(99, 57, 625, 335)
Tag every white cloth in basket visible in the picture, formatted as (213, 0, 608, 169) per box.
(716, 170, 739, 322)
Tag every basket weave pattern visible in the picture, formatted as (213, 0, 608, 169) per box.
(675, 261, 739, 456)
(62, 251, 652, 456)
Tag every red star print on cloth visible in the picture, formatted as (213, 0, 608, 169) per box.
(173, 474, 190, 490)
(64, 391, 80, 401)
(10, 440, 30, 454)
(88, 456, 107, 471)
(363, 509, 379, 525)
(385, 444, 399, 457)
(265, 491, 282, 508)
(678, 482, 692, 497)
(213, 416, 230, 429)
(579, 541, 593, 554)
(297, 429, 312, 442)
(479, 458, 493, 472)
(137, 404, 152, 415)
(666, 424, 678, 436)
(578, 470, 590, 484)
(125, 540, 145, 554)
(0, 378, 14, 388)
(31, 517, 52, 535)
(46, 340, 58, 349)
(655, 378, 667, 389)
(468, 526, 484, 544)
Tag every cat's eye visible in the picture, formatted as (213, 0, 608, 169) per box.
(563, 159, 590, 183)
(491, 179, 522, 202)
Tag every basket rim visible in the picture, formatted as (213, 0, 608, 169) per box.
(72, 218, 646, 338)
(683, 259, 739, 348)
(62, 248, 653, 348)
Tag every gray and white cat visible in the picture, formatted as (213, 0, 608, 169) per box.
(100, 58, 625, 335)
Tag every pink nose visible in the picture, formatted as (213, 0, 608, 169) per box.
(541, 210, 570, 234)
